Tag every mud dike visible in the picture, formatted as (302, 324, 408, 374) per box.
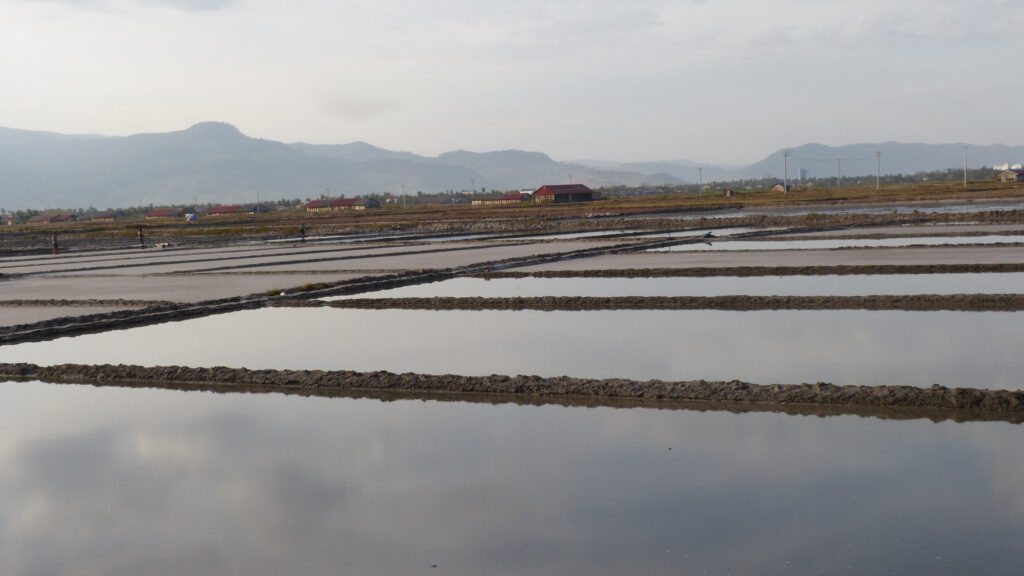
(289, 293, 1024, 312)
(2, 363, 1022, 422)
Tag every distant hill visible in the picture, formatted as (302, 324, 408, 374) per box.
(0, 122, 682, 210)
(739, 142, 1024, 181)
(3, 123, 1020, 210)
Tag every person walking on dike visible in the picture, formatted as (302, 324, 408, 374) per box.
(138, 226, 145, 249)
(300, 222, 306, 242)
(51, 233, 58, 255)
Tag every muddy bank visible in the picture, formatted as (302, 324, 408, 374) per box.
(2, 363, 1022, 420)
(288, 294, 1024, 312)
(477, 263, 1024, 278)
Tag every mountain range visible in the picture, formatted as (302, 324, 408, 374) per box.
(1, 122, 1021, 210)
(582, 142, 1024, 183)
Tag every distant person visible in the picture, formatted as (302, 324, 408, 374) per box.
(300, 222, 306, 242)
(51, 232, 58, 255)
(138, 226, 145, 249)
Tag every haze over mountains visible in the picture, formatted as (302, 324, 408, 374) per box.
(1, 122, 1022, 210)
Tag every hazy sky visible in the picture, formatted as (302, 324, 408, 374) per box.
(2, 0, 1022, 164)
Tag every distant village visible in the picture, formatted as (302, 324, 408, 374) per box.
(5, 163, 1024, 226)
(4, 184, 598, 225)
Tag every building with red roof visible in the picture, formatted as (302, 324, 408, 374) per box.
(145, 208, 186, 219)
(28, 214, 62, 224)
(207, 205, 243, 216)
(331, 198, 380, 210)
(305, 199, 333, 212)
(532, 184, 596, 203)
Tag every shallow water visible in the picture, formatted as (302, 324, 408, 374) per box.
(650, 234, 1022, 251)
(2, 382, 1022, 576)
(325, 273, 1024, 299)
(2, 308, 1021, 389)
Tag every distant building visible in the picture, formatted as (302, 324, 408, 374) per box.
(28, 213, 80, 223)
(207, 205, 243, 216)
(305, 199, 333, 212)
(145, 208, 186, 219)
(996, 169, 1024, 183)
(502, 192, 532, 203)
(331, 197, 379, 210)
(470, 194, 502, 206)
(798, 168, 809, 180)
(471, 193, 531, 206)
(29, 214, 62, 224)
(91, 210, 120, 222)
(532, 184, 596, 203)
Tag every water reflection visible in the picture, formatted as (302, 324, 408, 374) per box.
(1, 382, 1022, 575)
(325, 273, 1024, 299)
(650, 235, 1022, 251)
(1, 308, 1021, 389)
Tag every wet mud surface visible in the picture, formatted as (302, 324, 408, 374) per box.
(294, 294, 1024, 312)
(2, 363, 1022, 421)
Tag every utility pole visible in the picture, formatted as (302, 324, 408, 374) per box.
(963, 145, 968, 188)
(568, 174, 573, 184)
(783, 151, 789, 195)
(875, 152, 881, 191)
(836, 158, 841, 191)
(698, 167, 703, 196)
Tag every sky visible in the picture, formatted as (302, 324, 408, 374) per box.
(1, 0, 1022, 164)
